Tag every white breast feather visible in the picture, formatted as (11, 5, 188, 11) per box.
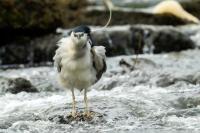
(53, 37, 97, 90)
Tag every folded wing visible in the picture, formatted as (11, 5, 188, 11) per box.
(91, 46, 107, 82)
(53, 38, 66, 72)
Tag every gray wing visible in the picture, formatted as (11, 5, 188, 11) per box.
(91, 46, 107, 82)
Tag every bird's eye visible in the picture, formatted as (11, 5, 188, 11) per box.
(74, 34, 77, 37)
(80, 33, 84, 37)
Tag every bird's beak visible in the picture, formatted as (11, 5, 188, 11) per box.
(77, 35, 81, 39)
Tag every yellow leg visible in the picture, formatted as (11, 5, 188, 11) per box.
(71, 88, 76, 117)
(84, 89, 90, 117)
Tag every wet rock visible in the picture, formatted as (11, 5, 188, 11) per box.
(172, 97, 200, 109)
(49, 111, 104, 124)
(92, 27, 133, 56)
(119, 57, 157, 72)
(7, 78, 38, 94)
(95, 78, 119, 90)
(152, 28, 195, 53)
(92, 25, 195, 56)
(155, 73, 196, 87)
(0, 77, 38, 94)
(193, 72, 200, 84)
(0, 25, 196, 65)
(119, 59, 135, 72)
(0, 34, 60, 64)
(155, 75, 175, 87)
(130, 26, 195, 54)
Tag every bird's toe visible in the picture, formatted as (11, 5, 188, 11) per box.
(69, 111, 77, 118)
(83, 111, 94, 119)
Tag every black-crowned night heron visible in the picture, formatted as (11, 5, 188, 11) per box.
(53, 25, 106, 117)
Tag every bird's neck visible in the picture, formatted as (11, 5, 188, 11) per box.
(68, 44, 89, 60)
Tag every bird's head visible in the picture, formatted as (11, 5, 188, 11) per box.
(70, 31, 88, 47)
(69, 25, 91, 49)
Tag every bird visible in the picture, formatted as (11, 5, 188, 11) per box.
(53, 25, 106, 117)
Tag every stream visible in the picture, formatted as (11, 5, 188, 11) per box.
(0, 49, 200, 133)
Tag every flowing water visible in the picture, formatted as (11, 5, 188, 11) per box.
(1, 0, 200, 132)
(0, 48, 200, 133)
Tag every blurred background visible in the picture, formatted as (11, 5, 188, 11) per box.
(1, 0, 200, 132)
(0, 0, 200, 66)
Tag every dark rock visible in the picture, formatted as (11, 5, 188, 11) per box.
(181, 0, 200, 20)
(130, 26, 195, 54)
(49, 111, 104, 124)
(155, 73, 197, 87)
(92, 25, 194, 56)
(7, 77, 38, 94)
(172, 97, 200, 109)
(0, 34, 60, 64)
(0, 0, 198, 44)
(119, 57, 157, 73)
(0, 43, 31, 64)
(0, 77, 38, 94)
(31, 34, 60, 63)
(152, 28, 195, 53)
(156, 75, 175, 87)
(97, 79, 119, 90)
(193, 72, 200, 84)
(0, 25, 196, 65)
(0, 0, 199, 54)
(91, 27, 133, 56)
(119, 59, 135, 72)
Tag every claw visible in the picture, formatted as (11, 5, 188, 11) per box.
(68, 111, 77, 118)
(83, 111, 94, 118)
(71, 112, 76, 118)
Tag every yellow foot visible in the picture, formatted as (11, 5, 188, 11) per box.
(68, 112, 77, 118)
(83, 111, 94, 118)
(66, 111, 97, 121)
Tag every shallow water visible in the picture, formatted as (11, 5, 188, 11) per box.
(0, 49, 200, 133)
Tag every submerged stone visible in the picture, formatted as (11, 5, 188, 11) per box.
(48, 111, 104, 124)
(0, 77, 38, 94)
